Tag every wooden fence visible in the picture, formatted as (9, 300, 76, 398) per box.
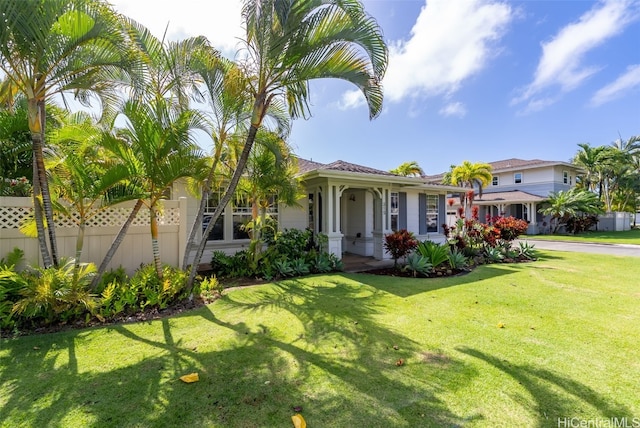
(0, 197, 188, 273)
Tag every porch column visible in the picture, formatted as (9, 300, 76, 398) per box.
(326, 184, 344, 258)
(371, 188, 388, 260)
(527, 202, 539, 234)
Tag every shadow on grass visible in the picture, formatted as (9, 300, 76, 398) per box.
(457, 347, 633, 427)
(346, 263, 528, 298)
(0, 277, 481, 427)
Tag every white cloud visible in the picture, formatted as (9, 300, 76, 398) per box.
(337, 89, 366, 110)
(110, 1, 243, 56)
(382, 0, 513, 103)
(439, 102, 467, 118)
(591, 64, 640, 106)
(513, 0, 639, 111)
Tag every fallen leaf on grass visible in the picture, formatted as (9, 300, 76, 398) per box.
(179, 373, 199, 383)
(396, 358, 404, 366)
(291, 413, 306, 428)
(497, 323, 505, 329)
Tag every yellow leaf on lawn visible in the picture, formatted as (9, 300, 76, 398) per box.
(179, 373, 199, 383)
(291, 413, 306, 428)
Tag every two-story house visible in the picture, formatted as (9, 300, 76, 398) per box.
(427, 158, 582, 234)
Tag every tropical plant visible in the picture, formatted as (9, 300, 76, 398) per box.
(390, 161, 424, 177)
(384, 229, 418, 268)
(186, 0, 389, 289)
(447, 249, 468, 270)
(0, 0, 138, 267)
(99, 98, 208, 280)
(492, 216, 529, 241)
(517, 242, 537, 260)
(539, 189, 604, 233)
(12, 258, 99, 325)
(450, 161, 493, 212)
(403, 254, 432, 278)
(416, 240, 450, 268)
(483, 247, 504, 263)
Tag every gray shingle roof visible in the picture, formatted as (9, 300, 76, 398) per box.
(474, 190, 546, 203)
(296, 158, 395, 176)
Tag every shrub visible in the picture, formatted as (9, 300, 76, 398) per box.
(210, 251, 233, 277)
(384, 229, 418, 267)
(447, 249, 468, 270)
(483, 247, 504, 263)
(403, 254, 432, 277)
(416, 240, 450, 268)
(517, 242, 537, 260)
(493, 216, 529, 241)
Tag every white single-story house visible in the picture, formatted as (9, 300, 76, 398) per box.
(177, 158, 467, 263)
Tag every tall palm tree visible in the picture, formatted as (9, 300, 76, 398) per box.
(186, 0, 389, 288)
(450, 161, 493, 212)
(0, 0, 137, 267)
(573, 143, 608, 194)
(390, 161, 424, 177)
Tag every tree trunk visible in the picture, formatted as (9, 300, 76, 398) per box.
(186, 94, 268, 291)
(181, 148, 222, 270)
(31, 155, 52, 267)
(92, 199, 144, 289)
(150, 202, 163, 279)
(185, 124, 260, 291)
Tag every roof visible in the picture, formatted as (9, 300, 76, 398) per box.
(424, 158, 580, 184)
(473, 190, 547, 203)
(296, 158, 394, 176)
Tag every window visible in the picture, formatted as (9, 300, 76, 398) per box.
(232, 197, 252, 240)
(204, 189, 225, 241)
(426, 194, 438, 233)
(563, 171, 568, 184)
(514, 172, 522, 184)
(308, 193, 314, 232)
(390, 192, 399, 231)
(492, 176, 499, 186)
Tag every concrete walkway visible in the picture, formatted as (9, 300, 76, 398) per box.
(516, 239, 640, 257)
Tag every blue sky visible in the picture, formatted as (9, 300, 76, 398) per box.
(112, 0, 640, 175)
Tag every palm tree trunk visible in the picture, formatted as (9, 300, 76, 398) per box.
(150, 203, 163, 279)
(74, 220, 86, 285)
(31, 155, 52, 268)
(181, 150, 222, 270)
(186, 94, 269, 291)
(186, 122, 261, 291)
(92, 199, 144, 289)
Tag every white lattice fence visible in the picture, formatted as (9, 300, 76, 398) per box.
(0, 197, 187, 273)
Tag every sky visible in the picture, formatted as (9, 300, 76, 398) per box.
(110, 0, 640, 175)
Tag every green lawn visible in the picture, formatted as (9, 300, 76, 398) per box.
(525, 228, 640, 245)
(1, 251, 639, 427)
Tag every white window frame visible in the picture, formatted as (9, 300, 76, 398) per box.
(390, 192, 399, 231)
(514, 172, 522, 184)
(426, 194, 438, 233)
(563, 171, 569, 184)
(492, 176, 499, 186)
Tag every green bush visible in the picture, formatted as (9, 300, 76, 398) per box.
(384, 229, 418, 267)
(403, 254, 432, 277)
(447, 249, 468, 270)
(416, 240, 450, 268)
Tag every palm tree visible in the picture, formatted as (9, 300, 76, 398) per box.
(390, 161, 424, 177)
(45, 113, 136, 279)
(236, 130, 302, 267)
(0, 0, 137, 267)
(186, 0, 388, 288)
(450, 161, 493, 213)
(539, 189, 603, 233)
(103, 98, 208, 279)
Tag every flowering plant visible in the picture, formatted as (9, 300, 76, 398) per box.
(0, 176, 32, 197)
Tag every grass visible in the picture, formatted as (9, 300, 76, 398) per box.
(524, 228, 640, 245)
(1, 250, 639, 427)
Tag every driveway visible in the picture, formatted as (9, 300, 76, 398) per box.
(516, 239, 640, 258)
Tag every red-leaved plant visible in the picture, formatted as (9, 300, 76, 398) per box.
(384, 229, 418, 268)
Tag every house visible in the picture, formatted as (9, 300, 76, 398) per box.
(176, 158, 466, 263)
(425, 158, 582, 234)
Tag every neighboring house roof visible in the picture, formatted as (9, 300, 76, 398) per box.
(423, 158, 581, 184)
(488, 158, 578, 173)
(473, 190, 547, 204)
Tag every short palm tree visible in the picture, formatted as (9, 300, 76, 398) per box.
(187, 0, 389, 288)
(450, 161, 493, 212)
(390, 161, 424, 177)
(103, 99, 208, 279)
(0, 0, 137, 267)
(539, 189, 603, 233)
